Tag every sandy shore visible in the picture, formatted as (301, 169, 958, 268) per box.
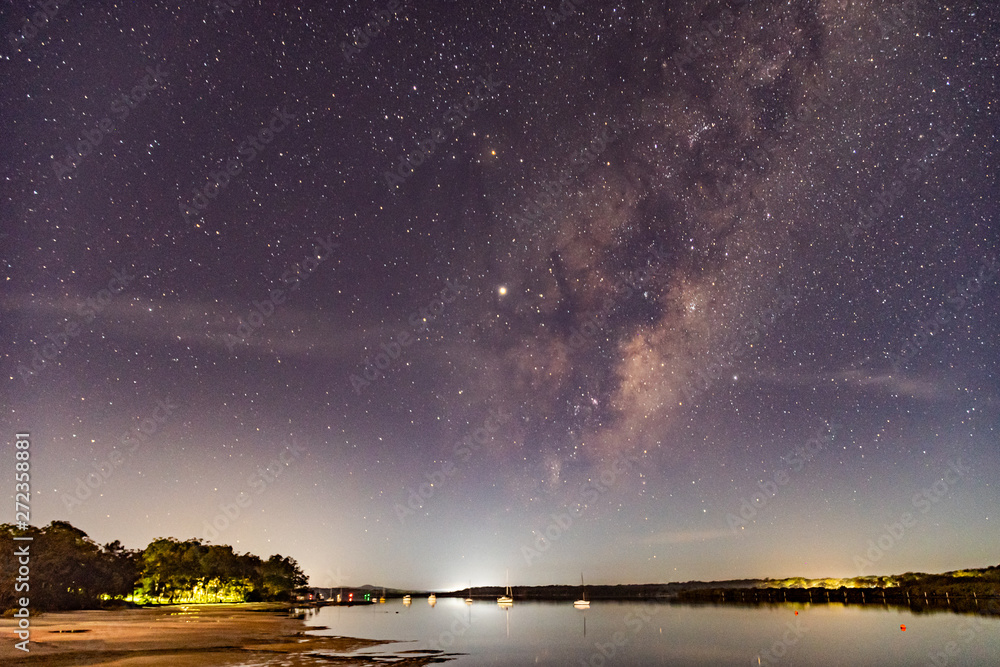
(0, 603, 448, 666)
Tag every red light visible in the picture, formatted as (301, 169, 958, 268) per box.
(349, 593, 353, 601)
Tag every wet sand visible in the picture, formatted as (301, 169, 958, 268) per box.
(0, 603, 449, 666)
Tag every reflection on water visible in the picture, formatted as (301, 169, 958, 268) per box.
(300, 599, 1000, 666)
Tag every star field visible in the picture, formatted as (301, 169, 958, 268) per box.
(2, 0, 998, 589)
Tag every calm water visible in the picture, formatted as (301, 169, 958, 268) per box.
(301, 598, 1000, 666)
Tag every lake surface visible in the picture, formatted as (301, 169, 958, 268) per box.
(301, 598, 1000, 665)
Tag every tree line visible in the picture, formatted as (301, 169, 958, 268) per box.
(1, 521, 308, 611)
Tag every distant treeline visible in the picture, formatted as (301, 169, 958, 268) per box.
(1, 521, 307, 611)
(676, 567, 1000, 611)
(440, 584, 686, 600)
(434, 567, 1000, 603)
(766, 568, 1000, 595)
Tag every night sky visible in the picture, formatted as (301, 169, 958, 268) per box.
(3, 0, 998, 591)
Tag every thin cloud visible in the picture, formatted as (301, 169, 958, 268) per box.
(755, 367, 947, 401)
(645, 528, 737, 545)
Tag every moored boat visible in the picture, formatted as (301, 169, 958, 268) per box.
(497, 570, 513, 606)
(574, 573, 590, 608)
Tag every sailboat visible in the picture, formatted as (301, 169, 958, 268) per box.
(574, 574, 590, 608)
(465, 582, 474, 605)
(497, 570, 513, 606)
(402, 594, 411, 605)
(379, 588, 386, 604)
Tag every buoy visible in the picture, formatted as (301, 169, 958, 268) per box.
(901, 625, 906, 631)
(794, 611, 798, 615)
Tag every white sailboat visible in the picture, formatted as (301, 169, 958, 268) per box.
(497, 570, 513, 606)
(574, 573, 590, 608)
(465, 582, 474, 605)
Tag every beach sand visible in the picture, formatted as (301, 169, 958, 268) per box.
(0, 603, 449, 665)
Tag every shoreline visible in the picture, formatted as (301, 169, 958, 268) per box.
(0, 602, 439, 666)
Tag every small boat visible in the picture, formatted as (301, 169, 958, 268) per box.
(402, 594, 411, 605)
(379, 588, 386, 604)
(574, 574, 590, 608)
(428, 594, 437, 606)
(497, 570, 513, 606)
